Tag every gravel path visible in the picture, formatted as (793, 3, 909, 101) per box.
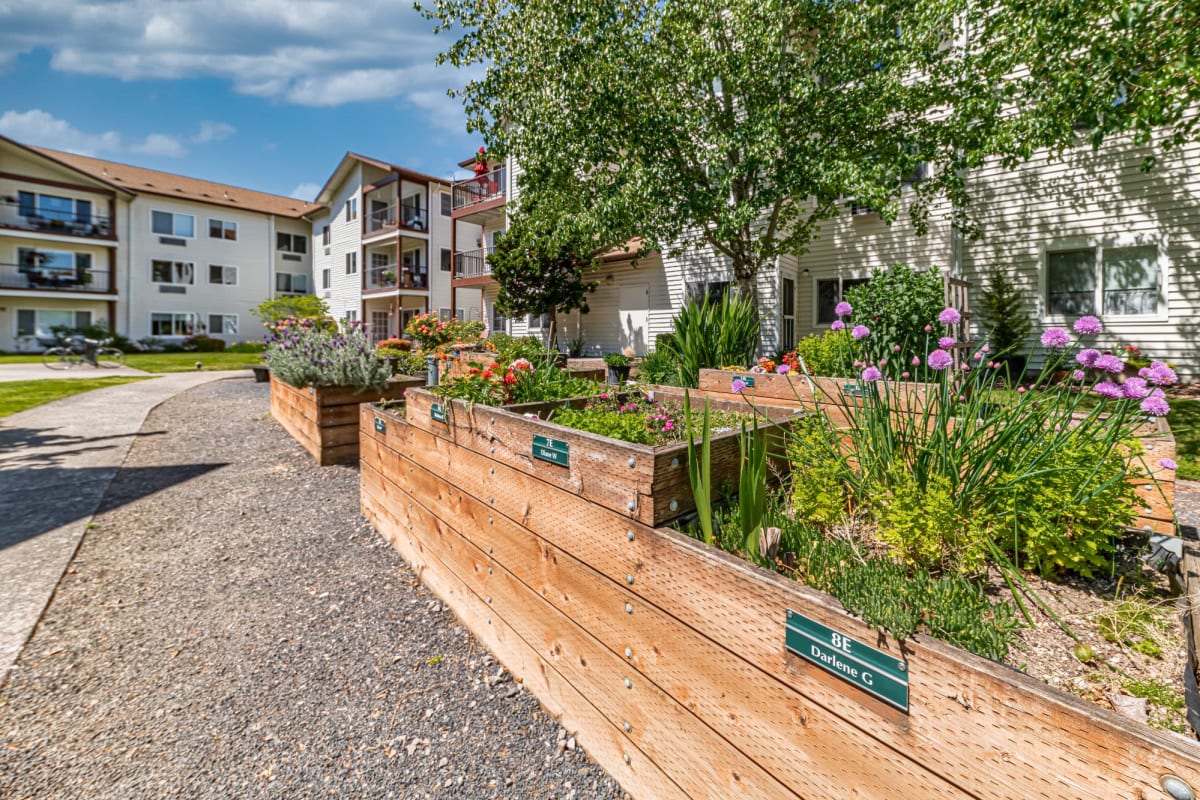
(0, 379, 626, 800)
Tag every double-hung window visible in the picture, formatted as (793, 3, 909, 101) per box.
(208, 264, 238, 285)
(345, 252, 358, 274)
(208, 314, 239, 335)
(208, 219, 238, 241)
(151, 210, 195, 238)
(150, 312, 196, 337)
(276, 233, 307, 254)
(151, 260, 195, 285)
(276, 273, 309, 294)
(1046, 243, 1162, 318)
(815, 276, 870, 325)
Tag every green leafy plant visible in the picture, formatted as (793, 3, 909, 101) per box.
(738, 421, 768, 564)
(549, 392, 745, 445)
(252, 295, 330, 326)
(488, 333, 551, 362)
(786, 418, 847, 527)
(405, 313, 485, 350)
(660, 292, 760, 388)
(685, 393, 714, 546)
(437, 355, 600, 406)
(791, 329, 852, 378)
(978, 265, 1032, 359)
(263, 318, 391, 393)
(603, 352, 631, 367)
(636, 347, 680, 386)
(843, 264, 945, 373)
(1097, 598, 1172, 658)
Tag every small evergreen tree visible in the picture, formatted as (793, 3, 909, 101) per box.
(978, 267, 1032, 357)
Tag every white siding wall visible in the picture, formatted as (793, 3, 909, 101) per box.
(429, 184, 454, 317)
(273, 215, 313, 299)
(325, 163, 365, 322)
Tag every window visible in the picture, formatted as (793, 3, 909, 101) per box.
(208, 219, 238, 241)
(16, 309, 92, 338)
(150, 312, 197, 337)
(15, 193, 95, 225)
(527, 312, 549, 330)
(781, 277, 796, 350)
(1046, 243, 1161, 317)
(276, 273, 309, 294)
(815, 276, 869, 324)
(17, 191, 35, 218)
(439, 307, 452, 321)
(151, 210, 195, 237)
(321, 268, 331, 290)
(491, 304, 507, 334)
(345, 310, 358, 324)
(322, 225, 331, 246)
(440, 248, 452, 272)
(345, 252, 358, 274)
(345, 197, 358, 221)
(208, 264, 238, 285)
(370, 311, 389, 342)
(276, 233, 307, 254)
(208, 314, 239, 335)
(151, 260, 195, 285)
(371, 252, 390, 270)
(685, 280, 730, 304)
(440, 191, 452, 216)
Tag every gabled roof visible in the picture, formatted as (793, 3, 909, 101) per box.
(32, 146, 321, 219)
(0, 135, 135, 198)
(313, 152, 448, 207)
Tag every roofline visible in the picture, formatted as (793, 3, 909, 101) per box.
(1, 135, 135, 198)
(314, 151, 449, 205)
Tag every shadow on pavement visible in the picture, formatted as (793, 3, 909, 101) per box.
(0, 428, 168, 468)
(0, 462, 227, 551)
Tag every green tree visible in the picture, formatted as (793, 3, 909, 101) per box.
(977, 266, 1033, 358)
(252, 296, 330, 326)
(421, 0, 1199, 300)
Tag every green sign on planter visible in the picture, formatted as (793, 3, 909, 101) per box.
(532, 435, 570, 468)
(732, 375, 756, 389)
(785, 609, 909, 712)
(431, 402, 447, 424)
(373, 417, 387, 434)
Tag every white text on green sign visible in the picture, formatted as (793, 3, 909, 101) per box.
(785, 609, 908, 712)
(373, 417, 386, 434)
(431, 402, 447, 424)
(532, 435, 569, 467)
(732, 375, 756, 389)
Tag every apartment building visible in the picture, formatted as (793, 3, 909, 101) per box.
(0, 134, 318, 351)
(310, 152, 481, 343)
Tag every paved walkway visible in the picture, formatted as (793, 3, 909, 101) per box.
(0, 371, 247, 680)
(0, 362, 154, 382)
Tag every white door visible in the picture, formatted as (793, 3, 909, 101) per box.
(618, 283, 650, 355)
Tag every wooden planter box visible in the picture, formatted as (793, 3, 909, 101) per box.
(401, 386, 799, 527)
(269, 373, 420, 465)
(360, 402, 1200, 800)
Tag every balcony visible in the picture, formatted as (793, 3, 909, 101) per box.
(453, 248, 494, 281)
(365, 262, 429, 292)
(0, 200, 114, 240)
(0, 263, 113, 293)
(452, 166, 507, 216)
(365, 202, 430, 237)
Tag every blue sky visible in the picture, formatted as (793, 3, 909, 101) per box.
(0, 0, 482, 200)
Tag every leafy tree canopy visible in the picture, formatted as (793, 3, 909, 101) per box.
(252, 295, 330, 325)
(421, 0, 1198, 296)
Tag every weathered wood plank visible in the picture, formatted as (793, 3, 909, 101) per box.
(270, 374, 413, 465)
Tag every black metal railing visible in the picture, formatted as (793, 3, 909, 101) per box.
(453, 248, 493, 279)
(365, 262, 429, 291)
(0, 263, 112, 292)
(0, 199, 113, 239)
(365, 202, 431, 235)
(451, 166, 507, 213)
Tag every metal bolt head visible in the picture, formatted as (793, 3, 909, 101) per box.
(669, 500, 678, 511)
(625, 574, 634, 585)
(670, 457, 679, 468)
(1162, 775, 1196, 800)
(627, 500, 636, 512)
(623, 753, 631, 764)
(623, 722, 632, 733)
(625, 603, 633, 614)
(488, 546, 493, 554)
(628, 457, 636, 468)
(489, 467, 495, 474)
(487, 567, 493, 574)
(626, 530, 635, 541)
(624, 678, 632, 689)
(624, 647, 633, 659)
(486, 597, 492, 604)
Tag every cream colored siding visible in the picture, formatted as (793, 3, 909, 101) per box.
(327, 163, 366, 322)
(273, 216, 313, 298)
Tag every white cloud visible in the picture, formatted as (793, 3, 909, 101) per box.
(289, 182, 322, 201)
(0, 0, 476, 137)
(0, 108, 187, 158)
(131, 132, 186, 157)
(193, 120, 236, 144)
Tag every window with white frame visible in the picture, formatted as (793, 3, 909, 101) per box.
(1046, 243, 1162, 317)
(815, 276, 870, 324)
(322, 225, 331, 246)
(527, 312, 549, 330)
(345, 309, 358, 324)
(276, 272, 308, 294)
(276, 232, 307, 254)
(150, 311, 196, 337)
(16, 192, 95, 225)
(207, 314, 238, 335)
(151, 210, 195, 237)
(345, 197, 358, 221)
(16, 309, 92, 338)
(439, 307, 452, 321)
(440, 191, 452, 216)
(208, 219, 238, 241)
(440, 248, 452, 272)
(345, 252, 358, 274)
(208, 264, 238, 285)
(781, 277, 796, 350)
(151, 260, 195, 285)
(321, 268, 331, 290)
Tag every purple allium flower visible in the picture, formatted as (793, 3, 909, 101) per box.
(973, 352, 983, 360)
(830, 320, 845, 331)
(927, 349, 953, 371)
(1146, 361, 1178, 387)
(1071, 370, 1087, 382)
(938, 336, 955, 349)
(893, 344, 901, 353)
(1040, 327, 1071, 348)
(981, 343, 990, 353)
(1093, 381, 1124, 399)
(1017, 386, 1027, 394)
(731, 379, 746, 394)
(1139, 367, 1151, 378)
(835, 301, 853, 317)
(853, 360, 864, 368)
(1160, 458, 1178, 471)
(1093, 354, 1125, 374)
(960, 362, 970, 371)
(924, 324, 932, 333)
(861, 366, 882, 383)
(1076, 348, 1100, 368)
(1121, 376, 1150, 399)
(1074, 315, 1103, 335)
(1141, 393, 1170, 417)
(851, 325, 870, 340)
(939, 307, 962, 326)
(901, 371, 910, 378)
(911, 356, 921, 366)
(776, 364, 791, 375)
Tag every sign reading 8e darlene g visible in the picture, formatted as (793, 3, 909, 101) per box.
(785, 609, 909, 712)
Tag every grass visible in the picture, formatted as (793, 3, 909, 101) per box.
(0, 352, 262, 373)
(0, 377, 153, 417)
(1167, 398, 1200, 481)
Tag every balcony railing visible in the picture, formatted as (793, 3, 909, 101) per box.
(0, 263, 112, 293)
(452, 166, 507, 213)
(0, 200, 113, 239)
(365, 203, 431, 235)
(365, 262, 429, 291)
(453, 248, 494, 280)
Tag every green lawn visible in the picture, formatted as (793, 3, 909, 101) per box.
(1168, 398, 1200, 481)
(0, 352, 262, 372)
(0, 377, 153, 417)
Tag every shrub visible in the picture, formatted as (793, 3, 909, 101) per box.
(375, 337, 412, 353)
(637, 347, 681, 386)
(978, 266, 1032, 358)
(660, 292, 760, 388)
(786, 418, 846, 527)
(253, 296, 330, 325)
(791, 329, 851, 377)
(183, 335, 227, 352)
(388, 351, 428, 377)
(488, 333, 547, 362)
(227, 341, 267, 354)
(264, 318, 391, 393)
(437, 354, 600, 406)
(405, 313, 485, 350)
(843, 264, 945, 372)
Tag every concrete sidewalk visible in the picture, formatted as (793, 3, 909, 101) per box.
(0, 362, 153, 382)
(0, 371, 248, 681)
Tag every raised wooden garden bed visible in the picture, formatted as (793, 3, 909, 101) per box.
(360, 401, 1200, 800)
(401, 386, 799, 527)
(269, 373, 420, 465)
